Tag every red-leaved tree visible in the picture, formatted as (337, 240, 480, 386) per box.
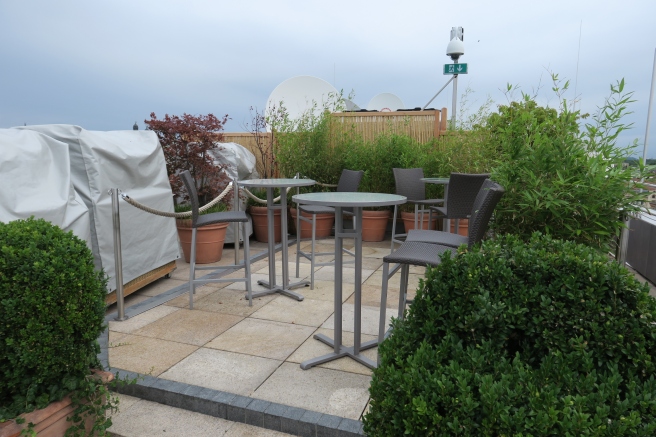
(145, 112, 233, 207)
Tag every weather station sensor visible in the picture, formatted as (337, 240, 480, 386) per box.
(446, 27, 465, 61)
(422, 25, 468, 129)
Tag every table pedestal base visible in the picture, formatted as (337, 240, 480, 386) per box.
(250, 279, 308, 301)
(300, 333, 378, 370)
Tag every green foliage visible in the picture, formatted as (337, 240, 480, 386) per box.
(365, 233, 656, 436)
(272, 92, 349, 189)
(272, 91, 496, 202)
(0, 218, 110, 429)
(489, 76, 649, 252)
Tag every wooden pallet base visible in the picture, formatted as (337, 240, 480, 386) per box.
(105, 260, 177, 306)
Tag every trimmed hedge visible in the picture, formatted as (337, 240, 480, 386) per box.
(0, 217, 107, 420)
(365, 233, 656, 436)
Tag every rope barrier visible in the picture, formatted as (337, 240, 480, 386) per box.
(121, 182, 233, 218)
(121, 177, 337, 216)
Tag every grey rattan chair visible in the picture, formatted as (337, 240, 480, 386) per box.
(407, 179, 502, 248)
(428, 172, 490, 235)
(378, 180, 504, 348)
(180, 170, 253, 308)
(295, 169, 364, 289)
(390, 168, 445, 251)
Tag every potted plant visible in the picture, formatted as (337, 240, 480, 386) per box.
(245, 187, 282, 243)
(0, 217, 118, 436)
(145, 112, 234, 263)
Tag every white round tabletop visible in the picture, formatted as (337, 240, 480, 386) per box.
(293, 192, 406, 208)
(238, 178, 315, 188)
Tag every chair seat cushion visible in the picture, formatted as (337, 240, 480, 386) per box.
(406, 229, 467, 247)
(383, 241, 456, 266)
(299, 205, 336, 215)
(408, 198, 444, 206)
(197, 211, 249, 227)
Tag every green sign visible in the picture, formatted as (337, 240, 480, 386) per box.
(443, 63, 468, 75)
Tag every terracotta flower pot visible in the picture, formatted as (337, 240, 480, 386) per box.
(362, 210, 391, 242)
(249, 206, 281, 243)
(289, 207, 334, 239)
(0, 370, 114, 437)
(401, 211, 437, 233)
(176, 220, 229, 264)
(450, 218, 469, 236)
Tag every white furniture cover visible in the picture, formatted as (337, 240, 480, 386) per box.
(15, 125, 179, 293)
(0, 129, 91, 242)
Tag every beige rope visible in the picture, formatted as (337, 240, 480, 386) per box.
(242, 188, 280, 204)
(121, 182, 233, 218)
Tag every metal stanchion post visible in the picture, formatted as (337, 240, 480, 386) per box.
(233, 180, 240, 264)
(110, 188, 126, 321)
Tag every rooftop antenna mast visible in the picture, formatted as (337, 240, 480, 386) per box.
(423, 26, 465, 129)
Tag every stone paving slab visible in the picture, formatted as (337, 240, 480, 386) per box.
(252, 362, 371, 420)
(108, 305, 180, 334)
(250, 296, 335, 327)
(205, 318, 316, 361)
(133, 308, 242, 346)
(286, 328, 377, 376)
(321, 303, 392, 337)
(158, 348, 281, 396)
(109, 334, 198, 376)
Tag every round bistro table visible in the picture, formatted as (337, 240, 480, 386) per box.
(292, 192, 406, 370)
(239, 178, 315, 301)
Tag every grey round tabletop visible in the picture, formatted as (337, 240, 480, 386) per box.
(421, 177, 449, 184)
(293, 192, 406, 208)
(238, 178, 315, 188)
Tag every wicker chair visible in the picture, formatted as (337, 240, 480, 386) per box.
(180, 170, 253, 308)
(407, 179, 502, 248)
(428, 172, 490, 235)
(390, 168, 445, 251)
(295, 169, 364, 289)
(378, 180, 504, 348)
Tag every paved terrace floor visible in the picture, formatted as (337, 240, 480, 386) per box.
(103, 237, 426, 436)
(103, 237, 656, 437)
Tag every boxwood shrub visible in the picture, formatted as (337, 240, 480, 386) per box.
(365, 233, 656, 436)
(0, 217, 107, 421)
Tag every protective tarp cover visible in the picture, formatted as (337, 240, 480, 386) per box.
(0, 129, 91, 242)
(18, 125, 179, 293)
(209, 142, 258, 242)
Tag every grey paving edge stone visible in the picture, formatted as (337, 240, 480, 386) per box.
(226, 394, 251, 423)
(211, 390, 237, 418)
(338, 418, 365, 437)
(317, 413, 343, 437)
(297, 409, 322, 437)
(280, 406, 307, 435)
(244, 399, 270, 427)
(263, 402, 288, 431)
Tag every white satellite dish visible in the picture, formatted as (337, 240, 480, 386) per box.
(344, 99, 361, 111)
(265, 76, 339, 130)
(366, 93, 404, 112)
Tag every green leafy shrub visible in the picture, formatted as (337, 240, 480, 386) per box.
(0, 217, 107, 421)
(489, 77, 649, 252)
(365, 233, 656, 436)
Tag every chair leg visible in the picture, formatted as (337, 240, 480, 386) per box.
(189, 227, 197, 310)
(398, 264, 409, 320)
(243, 222, 252, 307)
(310, 213, 316, 289)
(378, 261, 390, 347)
(295, 207, 301, 278)
(391, 205, 398, 252)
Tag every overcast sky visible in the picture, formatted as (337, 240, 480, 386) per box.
(2, 0, 656, 156)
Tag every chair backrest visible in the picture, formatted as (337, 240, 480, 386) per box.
(446, 173, 491, 219)
(180, 170, 200, 227)
(393, 168, 425, 201)
(336, 169, 364, 193)
(467, 179, 505, 247)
